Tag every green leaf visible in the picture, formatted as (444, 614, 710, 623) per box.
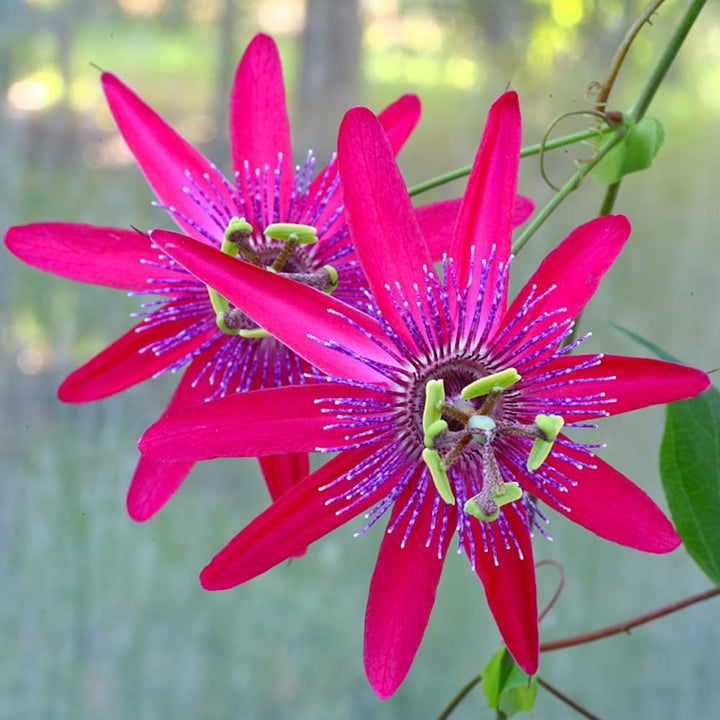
(590, 116, 665, 184)
(482, 647, 538, 716)
(660, 384, 720, 586)
(611, 323, 720, 586)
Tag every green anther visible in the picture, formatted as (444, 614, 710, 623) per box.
(209, 288, 230, 318)
(322, 265, 339, 294)
(225, 216, 253, 240)
(527, 413, 564, 471)
(265, 222, 318, 244)
(423, 419, 448, 449)
(464, 482, 523, 522)
(422, 448, 455, 505)
(237, 328, 271, 338)
(223, 216, 253, 252)
(215, 312, 235, 334)
(209, 217, 256, 324)
(461, 368, 521, 399)
(467, 414, 497, 432)
(422, 379, 446, 438)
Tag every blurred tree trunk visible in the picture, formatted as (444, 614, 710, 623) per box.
(296, 0, 361, 160)
(210, 0, 242, 165)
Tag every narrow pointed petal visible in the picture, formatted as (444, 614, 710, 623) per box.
(365, 480, 453, 698)
(150, 229, 397, 384)
(127, 457, 194, 522)
(512, 194, 534, 226)
(258, 452, 310, 502)
(5, 223, 156, 291)
(305, 93, 422, 206)
(462, 507, 539, 675)
(414, 199, 461, 263)
(535, 445, 681, 552)
(59, 312, 214, 402)
(526, 354, 711, 422)
(126, 346, 222, 521)
(257, 453, 312, 558)
(495, 215, 631, 368)
(338, 107, 436, 351)
(230, 33, 293, 219)
(449, 91, 521, 335)
(139, 382, 383, 460)
(414, 194, 535, 264)
(200, 446, 390, 589)
(377, 93, 421, 152)
(102, 73, 234, 241)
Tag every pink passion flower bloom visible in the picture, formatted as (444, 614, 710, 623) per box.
(140, 90, 710, 695)
(140, 90, 711, 693)
(5, 34, 526, 521)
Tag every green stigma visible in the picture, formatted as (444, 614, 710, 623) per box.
(527, 414, 564, 471)
(461, 368, 521, 399)
(467, 414, 496, 432)
(322, 265, 339, 294)
(464, 481, 523, 522)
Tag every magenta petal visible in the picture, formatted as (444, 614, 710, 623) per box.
(513, 194, 534, 226)
(529, 354, 711, 422)
(126, 347, 223, 521)
(377, 93, 421, 153)
(200, 446, 389, 589)
(230, 34, 293, 220)
(305, 93, 421, 207)
(258, 452, 311, 502)
(150, 229, 396, 383)
(496, 215, 631, 367)
(59, 313, 214, 402)
(414, 194, 535, 264)
(449, 91, 521, 336)
(127, 457, 194, 522)
(414, 199, 461, 263)
(536, 445, 681, 553)
(338, 107, 435, 350)
(462, 508, 539, 675)
(139, 382, 382, 460)
(102, 73, 233, 241)
(364, 481, 453, 698)
(5, 223, 156, 291)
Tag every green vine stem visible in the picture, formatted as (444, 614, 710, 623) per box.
(513, 0, 706, 252)
(536, 676, 602, 720)
(592, 0, 667, 112)
(436, 673, 483, 720)
(437, 587, 719, 720)
(540, 587, 720, 653)
(412, 0, 707, 252)
(407, 126, 612, 197)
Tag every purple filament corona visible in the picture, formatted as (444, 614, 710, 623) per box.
(306, 250, 612, 567)
(126, 151, 365, 399)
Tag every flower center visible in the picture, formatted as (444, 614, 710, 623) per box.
(419, 368, 564, 521)
(207, 217, 339, 337)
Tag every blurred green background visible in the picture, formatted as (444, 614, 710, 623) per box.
(2, 0, 719, 718)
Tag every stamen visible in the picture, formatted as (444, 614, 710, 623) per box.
(421, 448, 455, 505)
(461, 367, 521, 399)
(264, 222, 319, 244)
(422, 378, 445, 442)
(464, 481, 523, 522)
(265, 222, 318, 272)
(527, 414, 565, 471)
